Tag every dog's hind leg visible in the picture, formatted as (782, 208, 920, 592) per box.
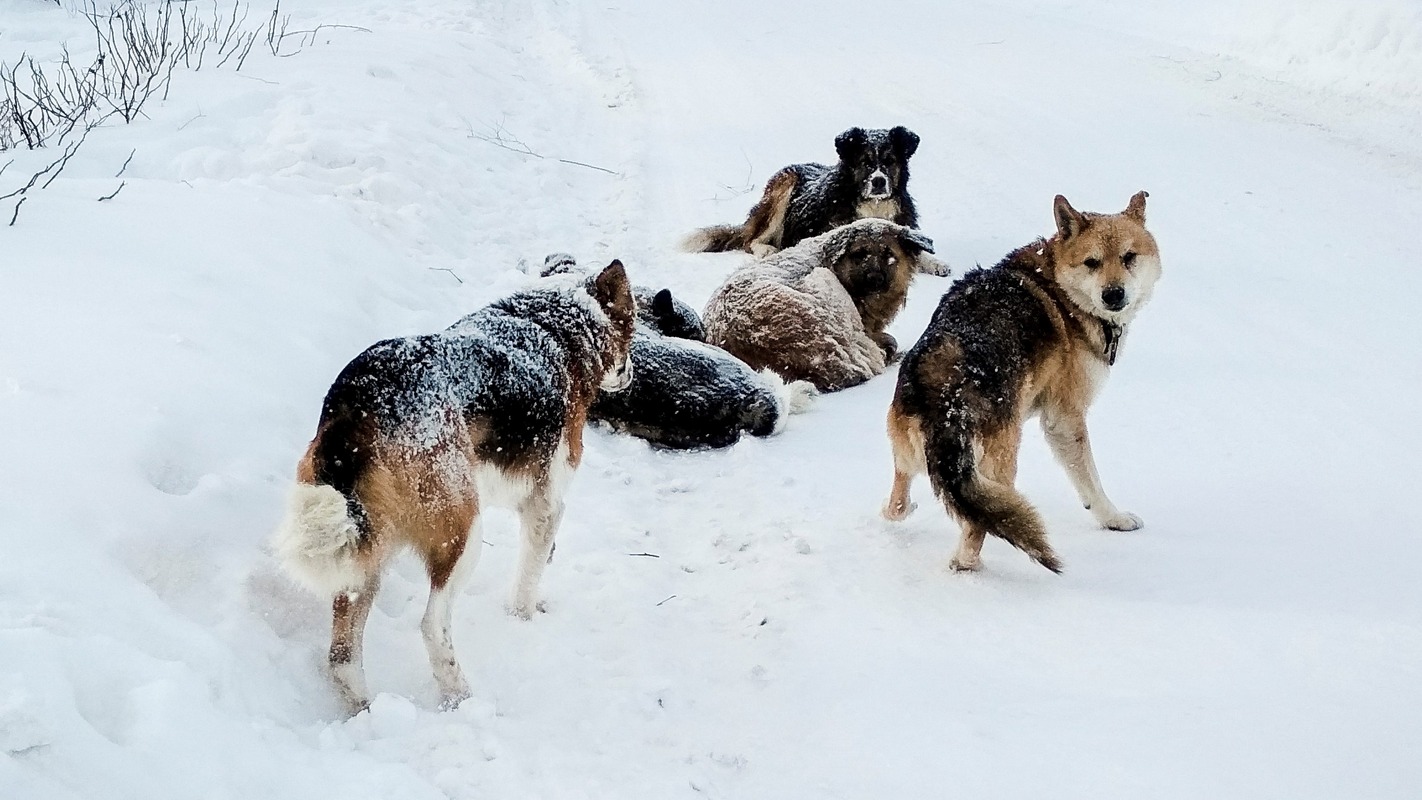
(1041, 406, 1142, 531)
(951, 424, 1024, 571)
(743, 169, 797, 254)
(419, 501, 480, 709)
(329, 575, 380, 714)
(509, 487, 566, 621)
(882, 407, 925, 522)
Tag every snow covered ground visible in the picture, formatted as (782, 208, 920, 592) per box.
(3, 0, 1421, 797)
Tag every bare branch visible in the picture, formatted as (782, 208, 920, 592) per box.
(428, 267, 464, 284)
(469, 120, 621, 176)
(98, 180, 126, 201)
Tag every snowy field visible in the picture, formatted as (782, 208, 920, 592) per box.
(3, 0, 1422, 797)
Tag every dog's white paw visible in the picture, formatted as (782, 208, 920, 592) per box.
(439, 682, 472, 711)
(916, 253, 952, 277)
(881, 499, 916, 522)
(948, 555, 981, 572)
(505, 599, 548, 620)
(1100, 511, 1144, 531)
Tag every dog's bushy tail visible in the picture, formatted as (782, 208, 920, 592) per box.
(682, 224, 747, 253)
(925, 411, 1061, 573)
(271, 399, 376, 594)
(746, 369, 817, 437)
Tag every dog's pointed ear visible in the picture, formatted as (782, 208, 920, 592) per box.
(591, 260, 631, 308)
(1053, 195, 1087, 240)
(890, 126, 919, 159)
(1124, 190, 1149, 223)
(897, 226, 935, 255)
(651, 288, 674, 316)
(835, 127, 867, 160)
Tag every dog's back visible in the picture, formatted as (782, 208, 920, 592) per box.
(590, 333, 810, 449)
(701, 219, 934, 391)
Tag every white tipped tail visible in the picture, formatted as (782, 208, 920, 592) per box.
(271, 483, 366, 595)
(758, 369, 818, 434)
(681, 223, 745, 253)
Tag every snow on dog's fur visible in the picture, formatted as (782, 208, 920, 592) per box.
(882, 192, 1161, 574)
(590, 309, 817, 449)
(684, 126, 950, 276)
(702, 218, 935, 392)
(537, 254, 814, 448)
(271, 262, 635, 714)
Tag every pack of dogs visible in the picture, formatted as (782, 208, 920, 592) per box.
(271, 126, 1164, 713)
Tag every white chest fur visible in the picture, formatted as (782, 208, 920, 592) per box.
(856, 198, 900, 220)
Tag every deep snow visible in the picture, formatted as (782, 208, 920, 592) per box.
(3, 0, 1421, 797)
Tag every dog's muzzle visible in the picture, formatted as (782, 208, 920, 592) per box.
(1101, 285, 1128, 312)
(866, 170, 890, 199)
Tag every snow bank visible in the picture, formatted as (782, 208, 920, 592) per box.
(1036, 0, 1422, 109)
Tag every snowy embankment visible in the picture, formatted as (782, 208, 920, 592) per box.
(3, 0, 1421, 798)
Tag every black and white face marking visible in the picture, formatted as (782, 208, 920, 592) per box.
(835, 126, 918, 202)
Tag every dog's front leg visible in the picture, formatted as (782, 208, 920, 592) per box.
(509, 493, 565, 619)
(914, 252, 952, 277)
(1040, 407, 1142, 531)
(422, 517, 481, 709)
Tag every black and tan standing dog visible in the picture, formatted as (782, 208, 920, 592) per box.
(272, 263, 635, 713)
(685, 126, 948, 275)
(882, 193, 1161, 573)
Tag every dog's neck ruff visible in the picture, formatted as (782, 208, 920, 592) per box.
(1101, 319, 1122, 366)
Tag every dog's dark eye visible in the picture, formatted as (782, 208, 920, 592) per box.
(1084, 258, 1102, 270)
(1122, 251, 1137, 268)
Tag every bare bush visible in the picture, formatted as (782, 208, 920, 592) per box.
(1, 0, 294, 152)
(0, 0, 328, 221)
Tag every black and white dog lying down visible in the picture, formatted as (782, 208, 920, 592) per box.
(532, 254, 815, 449)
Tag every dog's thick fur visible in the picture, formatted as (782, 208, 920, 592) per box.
(271, 263, 635, 713)
(702, 218, 935, 392)
(591, 289, 816, 449)
(882, 193, 1161, 573)
(684, 126, 949, 276)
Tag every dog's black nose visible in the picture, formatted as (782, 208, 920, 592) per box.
(871, 176, 888, 192)
(1101, 285, 1127, 311)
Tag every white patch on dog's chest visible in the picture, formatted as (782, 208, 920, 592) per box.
(1078, 349, 1111, 404)
(856, 198, 900, 220)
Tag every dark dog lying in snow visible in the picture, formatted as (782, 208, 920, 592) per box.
(537, 254, 815, 449)
(684, 126, 950, 277)
(702, 218, 935, 392)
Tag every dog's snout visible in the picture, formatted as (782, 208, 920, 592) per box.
(866, 169, 889, 197)
(1101, 285, 1127, 311)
